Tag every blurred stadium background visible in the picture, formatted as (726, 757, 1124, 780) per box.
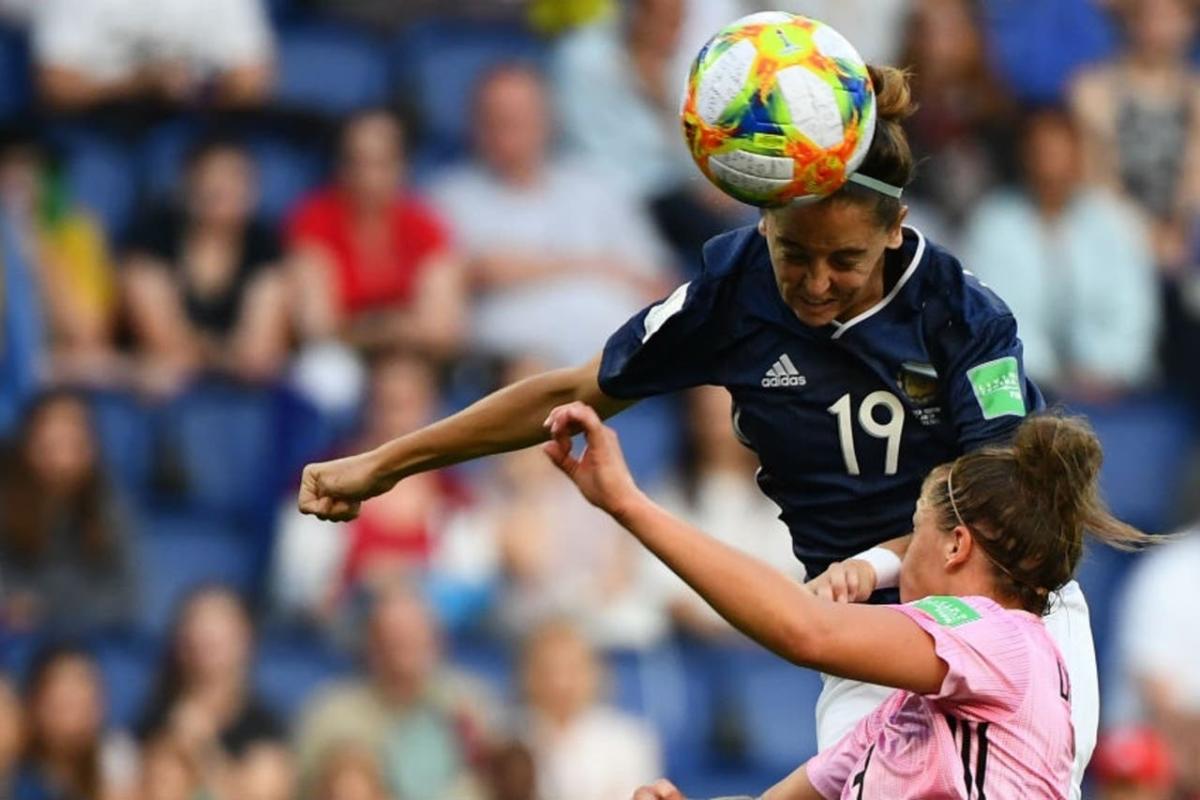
(0, 0, 1198, 798)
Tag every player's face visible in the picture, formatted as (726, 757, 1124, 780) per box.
(759, 200, 906, 328)
(899, 497, 947, 603)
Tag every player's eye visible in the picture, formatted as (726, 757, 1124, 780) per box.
(831, 256, 863, 270)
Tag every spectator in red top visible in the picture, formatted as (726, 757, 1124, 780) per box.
(287, 110, 465, 357)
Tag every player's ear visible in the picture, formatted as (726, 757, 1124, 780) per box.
(885, 206, 908, 249)
(757, 209, 769, 237)
(945, 524, 973, 569)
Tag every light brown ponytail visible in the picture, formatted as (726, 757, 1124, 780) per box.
(924, 414, 1157, 615)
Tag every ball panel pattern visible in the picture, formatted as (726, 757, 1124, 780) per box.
(680, 13, 876, 207)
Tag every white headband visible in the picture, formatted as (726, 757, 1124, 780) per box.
(847, 172, 904, 199)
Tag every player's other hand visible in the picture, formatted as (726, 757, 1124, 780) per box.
(543, 401, 644, 516)
(297, 451, 389, 522)
(806, 559, 877, 603)
(632, 779, 686, 800)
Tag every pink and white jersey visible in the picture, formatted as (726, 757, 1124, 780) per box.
(805, 596, 1074, 799)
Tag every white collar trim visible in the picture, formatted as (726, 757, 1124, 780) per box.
(830, 226, 926, 340)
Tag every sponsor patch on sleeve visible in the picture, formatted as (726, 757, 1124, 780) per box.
(912, 596, 983, 627)
(965, 356, 1026, 420)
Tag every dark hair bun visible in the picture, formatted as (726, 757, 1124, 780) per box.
(1012, 414, 1103, 524)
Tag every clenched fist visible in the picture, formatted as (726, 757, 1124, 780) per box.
(297, 451, 391, 522)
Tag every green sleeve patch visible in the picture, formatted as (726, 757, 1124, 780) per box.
(965, 356, 1026, 420)
(911, 596, 982, 627)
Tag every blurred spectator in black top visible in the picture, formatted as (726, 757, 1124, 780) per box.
(123, 137, 289, 395)
(1071, 0, 1200, 274)
(32, 0, 274, 113)
(0, 675, 20, 800)
(899, 0, 1016, 232)
(0, 129, 119, 385)
(136, 587, 284, 774)
(1070, 0, 1200, 408)
(15, 645, 136, 800)
(0, 390, 137, 635)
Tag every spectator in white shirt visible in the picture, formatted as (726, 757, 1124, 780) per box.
(1114, 528, 1200, 795)
(429, 64, 674, 367)
(963, 107, 1159, 402)
(517, 621, 663, 800)
(33, 0, 274, 111)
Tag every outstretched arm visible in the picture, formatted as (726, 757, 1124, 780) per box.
(298, 353, 634, 521)
(544, 402, 948, 695)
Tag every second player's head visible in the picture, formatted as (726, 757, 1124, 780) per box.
(900, 414, 1151, 615)
(758, 65, 915, 328)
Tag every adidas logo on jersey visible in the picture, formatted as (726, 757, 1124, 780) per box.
(762, 354, 807, 388)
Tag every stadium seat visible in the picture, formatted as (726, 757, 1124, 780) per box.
(981, 0, 1117, 103)
(446, 635, 513, 701)
(248, 136, 323, 223)
(61, 137, 137, 238)
(392, 20, 547, 160)
(1068, 395, 1195, 534)
(275, 24, 390, 116)
(92, 633, 158, 728)
(139, 119, 203, 200)
(161, 380, 282, 523)
(87, 389, 155, 501)
(723, 647, 823, 774)
(0, 25, 31, 120)
(137, 512, 257, 635)
(252, 630, 353, 722)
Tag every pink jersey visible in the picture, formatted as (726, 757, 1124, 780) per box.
(805, 596, 1074, 799)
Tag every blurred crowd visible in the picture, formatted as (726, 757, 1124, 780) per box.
(0, 0, 1199, 798)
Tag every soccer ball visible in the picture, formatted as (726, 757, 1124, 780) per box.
(681, 12, 876, 207)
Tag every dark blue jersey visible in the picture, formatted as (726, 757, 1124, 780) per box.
(599, 225, 1045, 577)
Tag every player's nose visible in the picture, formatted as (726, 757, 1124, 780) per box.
(803, 263, 833, 297)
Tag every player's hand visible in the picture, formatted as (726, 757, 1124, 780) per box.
(632, 779, 686, 800)
(543, 401, 644, 516)
(297, 451, 390, 522)
(805, 559, 877, 603)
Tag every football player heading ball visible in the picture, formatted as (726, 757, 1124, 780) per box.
(299, 13, 1097, 798)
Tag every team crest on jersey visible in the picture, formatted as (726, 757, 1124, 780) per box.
(898, 362, 943, 426)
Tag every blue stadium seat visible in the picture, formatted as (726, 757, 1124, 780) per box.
(88, 389, 155, 501)
(139, 119, 203, 200)
(981, 0, 1117, 103)
(393, 21, 547, 160)
(253, 631, 353, 722)
(723, 647, 823, 774)
(137, 513, 256, 635)
(163, 381, 282, 523)
(62, 137, 137, 238)
(1068, 395, 1195, 533)
(0, 26, 31, 120)
(92, 633, 157, 728)
(275, 24, 390, 115)
(248, 136, 322, 223)
(447, 635, 513, 701)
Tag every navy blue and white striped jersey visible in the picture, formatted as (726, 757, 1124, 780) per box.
(599, 226, 1044, 577)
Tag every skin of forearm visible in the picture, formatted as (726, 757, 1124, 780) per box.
(370, 361, 630, 483)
